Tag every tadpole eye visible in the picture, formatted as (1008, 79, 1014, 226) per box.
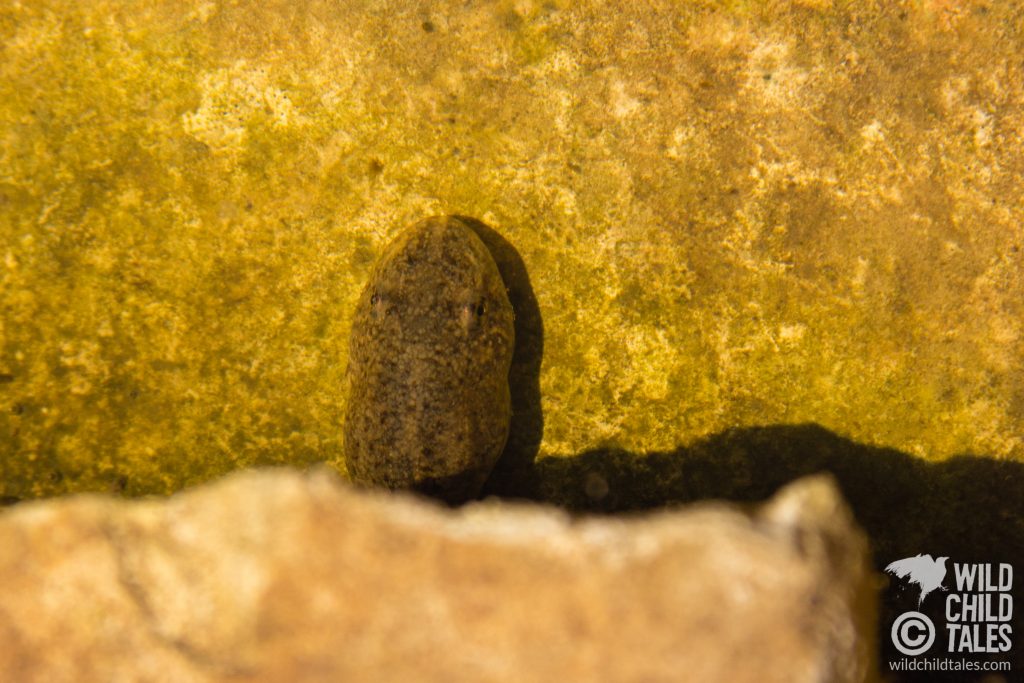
(462, 300, 485, 318)
(370, 292, 388, 317)
(459, 299, 486, 331)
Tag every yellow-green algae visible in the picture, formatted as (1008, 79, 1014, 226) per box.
(2, 0, 1023, 499)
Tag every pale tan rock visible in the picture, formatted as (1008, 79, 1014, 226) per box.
(0, 470, 877, 683)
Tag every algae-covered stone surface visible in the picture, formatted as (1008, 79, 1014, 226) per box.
(2, 0, 1023, 498)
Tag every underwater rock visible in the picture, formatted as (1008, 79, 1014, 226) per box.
(0, 469, 877, 682)
(344, 216, 515, 503)
(3, 1, 1023, 501)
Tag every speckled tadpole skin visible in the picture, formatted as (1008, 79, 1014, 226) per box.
(344, 216, 515, 503)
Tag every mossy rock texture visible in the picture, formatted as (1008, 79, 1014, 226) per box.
(2, 0, 1023, 499)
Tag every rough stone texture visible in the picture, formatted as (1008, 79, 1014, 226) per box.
(0, 469, 877, 683)
(2, 1, 1023, 498)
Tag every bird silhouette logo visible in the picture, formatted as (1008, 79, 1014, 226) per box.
(885, 554, 949, 606)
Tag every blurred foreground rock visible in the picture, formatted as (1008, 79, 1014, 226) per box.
(0, 469, 876, 682)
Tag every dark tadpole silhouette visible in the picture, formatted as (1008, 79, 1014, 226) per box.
(455, 217, 545, 498)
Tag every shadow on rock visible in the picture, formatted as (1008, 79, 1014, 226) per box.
(456, 216, 545, 498)
(499, 423, 1023, 681)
